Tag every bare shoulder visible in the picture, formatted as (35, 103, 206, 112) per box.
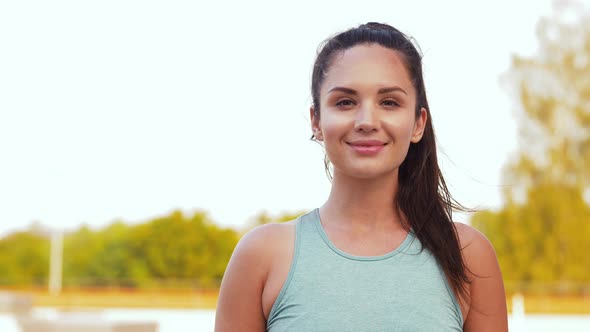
(237, 222, 295, 257)
(215, 222, 296, 332)
(453, 222, 501, 283)
(453, 222, 495, 257)
(453, 222, 508, 332)
(221, 221, 296, 289)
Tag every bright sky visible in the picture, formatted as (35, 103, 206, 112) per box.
(0, 0, 557, 235)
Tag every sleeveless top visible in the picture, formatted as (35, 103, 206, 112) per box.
(266, 209, 463, 331)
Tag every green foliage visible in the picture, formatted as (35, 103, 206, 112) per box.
(0, 208, 307, 289)
(472, 5, 590, 295)
(0, 210, 239, 289)
(0, 231, 49, 286)
(472, 183, 590, 292)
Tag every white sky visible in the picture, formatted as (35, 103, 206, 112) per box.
(0, 0, 559, 235)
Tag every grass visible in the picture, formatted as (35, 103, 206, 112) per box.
(2, 288, 590, 314)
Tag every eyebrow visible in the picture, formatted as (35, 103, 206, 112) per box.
(327, 86, 407, 95)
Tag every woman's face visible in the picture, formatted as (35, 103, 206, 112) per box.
(311, 44, 427, 180)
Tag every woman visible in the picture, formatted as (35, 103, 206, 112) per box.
(215, 22, 508, 331)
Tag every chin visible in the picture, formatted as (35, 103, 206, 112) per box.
(335, 165, 397, 180)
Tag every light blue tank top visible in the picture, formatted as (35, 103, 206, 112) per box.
(267, 209, 463, 331)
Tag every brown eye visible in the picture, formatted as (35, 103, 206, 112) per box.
(382, 99, 400, 108)
(335, 99, 356, 108)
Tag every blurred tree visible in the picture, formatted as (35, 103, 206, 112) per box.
(0, 232, 49, 286)
(471, 2, 590, 294)
(502, 1, 590, 193)
(126, 210, 239, 288)
(55, 210, 240, 289)
(62, 225, 103, 287)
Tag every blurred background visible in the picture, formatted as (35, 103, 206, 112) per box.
(0, 0, 589, 331)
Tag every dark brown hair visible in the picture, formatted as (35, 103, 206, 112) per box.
(311, 22, 471, 302)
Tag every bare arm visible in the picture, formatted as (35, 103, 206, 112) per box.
(215, 225, 274, 332)
(455, 223, 508, 332)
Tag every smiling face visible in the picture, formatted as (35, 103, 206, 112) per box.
(311, 44, 427, 180)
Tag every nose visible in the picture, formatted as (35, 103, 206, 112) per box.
(354, 103, 379, 133)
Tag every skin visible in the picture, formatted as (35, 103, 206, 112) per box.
(215, 44, 508, 331)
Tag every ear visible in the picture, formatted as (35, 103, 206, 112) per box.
(411, 107, 427, 143)
(310, 106, 323, 141)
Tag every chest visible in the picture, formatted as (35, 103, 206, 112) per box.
(266, 244, 464, 331)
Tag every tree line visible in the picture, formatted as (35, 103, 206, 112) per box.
(0, 210, 305, 289)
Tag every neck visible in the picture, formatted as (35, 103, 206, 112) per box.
(320, 169, 403, 231)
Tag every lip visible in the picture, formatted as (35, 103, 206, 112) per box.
(348, 140, 386, 146)
(346, 140, 387, 155)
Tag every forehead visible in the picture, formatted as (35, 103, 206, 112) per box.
(321, 44, 414, 94)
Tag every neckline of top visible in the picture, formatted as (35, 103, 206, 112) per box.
(311, 208, 414, 261)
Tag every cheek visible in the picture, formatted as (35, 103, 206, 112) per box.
(383, 116, 416, 140)
(319, 113, 351, 139)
